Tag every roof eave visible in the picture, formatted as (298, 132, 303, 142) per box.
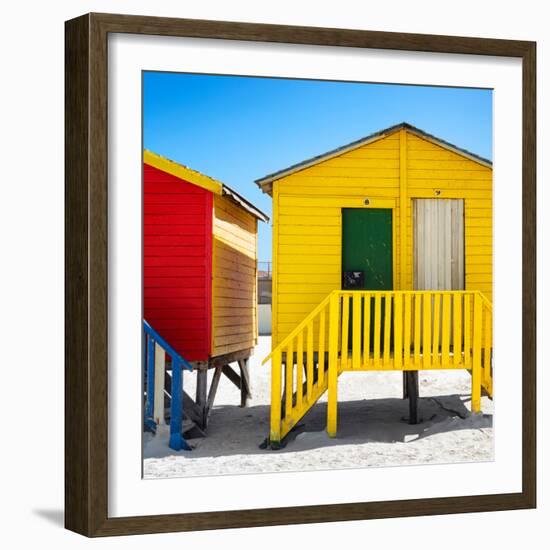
(222, 185, 270, 222)
(255, 122, 492, 194)
(144, 149, 269, 221)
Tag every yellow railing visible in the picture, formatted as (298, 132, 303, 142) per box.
(263, 293, 333, 448)
(264, 290, 492, 447)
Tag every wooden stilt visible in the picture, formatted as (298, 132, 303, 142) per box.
(196, 367, 208, 429)
(238, 358, 251, 407)
(406, 371, 420, 424)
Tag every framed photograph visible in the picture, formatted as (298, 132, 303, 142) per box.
(65, 12, 536, 537)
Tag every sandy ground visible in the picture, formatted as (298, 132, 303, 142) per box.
(143, 336, 493, 478)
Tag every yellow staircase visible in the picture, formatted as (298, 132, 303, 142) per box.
(262, 290, 493, 448)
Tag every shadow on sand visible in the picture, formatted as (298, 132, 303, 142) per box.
(144, 393, 492, 460)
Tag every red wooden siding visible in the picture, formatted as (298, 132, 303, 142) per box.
(143, 164, 212, 361)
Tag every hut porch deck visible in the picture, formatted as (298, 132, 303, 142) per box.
(264, 289, 493, 447)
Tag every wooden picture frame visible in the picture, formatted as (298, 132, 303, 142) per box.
(65, 12, 536, 537)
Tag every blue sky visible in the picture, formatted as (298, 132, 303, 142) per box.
(143, 72, 492, 262)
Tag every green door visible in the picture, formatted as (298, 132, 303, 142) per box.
(342, 208, 393, 351)
(342, 208, 393, 290)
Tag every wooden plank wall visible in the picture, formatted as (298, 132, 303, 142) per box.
(211, 194, 258, 357)
(272, 129, 493, 348)
(406, 134, 492, 300)
(143, 164, 212, 361)
(273, 133, 401, 347)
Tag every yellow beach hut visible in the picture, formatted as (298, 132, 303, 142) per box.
(256, 122, 493, 448)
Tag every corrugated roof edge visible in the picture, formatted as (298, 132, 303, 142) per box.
(255, 122, 492, 194)
(222, 184, 270, 222)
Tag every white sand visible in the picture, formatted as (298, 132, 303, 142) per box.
(143, 337, 493, 478)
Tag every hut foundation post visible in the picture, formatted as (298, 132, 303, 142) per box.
(196, 364, 208, 429)
(238, 359, 252, 407)
(405, 371, 419, 424)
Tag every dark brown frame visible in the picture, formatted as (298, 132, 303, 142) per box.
(65, 12, 536, 537)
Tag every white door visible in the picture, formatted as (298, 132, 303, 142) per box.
(413, 199, 464, 290)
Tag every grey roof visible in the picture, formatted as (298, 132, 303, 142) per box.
(255, 122, 492, 195)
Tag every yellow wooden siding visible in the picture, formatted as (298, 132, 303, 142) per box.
(212, 194, 258, 356)
(273, 134, 401, 347)
(406, 133, 492, 301)
(272, 130, 492, 348)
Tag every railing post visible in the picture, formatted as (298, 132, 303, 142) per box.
(270, 348, 282, 448)
(285, 342, 293, 419)
(306, 322, 314, 400)
(394, 292, 403, 370)
(144, 334, 156, 432)
(483, 305, 493, 397)
(471, 293, 482, 414)
(169, 358, 191, 451)
(153, 343, 165, 425)
(327, 292, 340, 438)
(143, 320, 193, 450)
(423, 293, 432, 369)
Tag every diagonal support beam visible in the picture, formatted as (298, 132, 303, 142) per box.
(222, 364, 242, 389)
(207, 366, 223, 412)
(182, 390, 203, 427)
